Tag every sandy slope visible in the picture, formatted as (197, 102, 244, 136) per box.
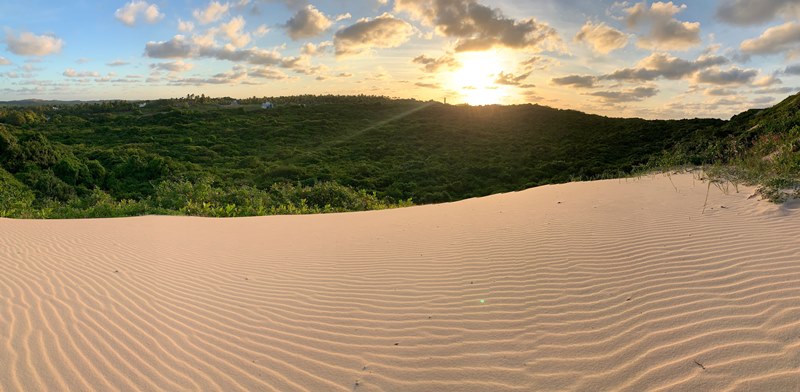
(1, 173, 799, 391)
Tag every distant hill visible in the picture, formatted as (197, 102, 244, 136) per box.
(0, 94, 796, 217)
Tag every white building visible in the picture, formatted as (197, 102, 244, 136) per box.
(261, 102, 274, 109)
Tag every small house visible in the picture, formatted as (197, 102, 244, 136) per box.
(139, 102, 147, 108)
(261, 102, 274, 109)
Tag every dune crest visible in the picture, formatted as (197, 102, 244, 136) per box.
(1, 173, 798, 391)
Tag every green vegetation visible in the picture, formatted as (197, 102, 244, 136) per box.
(0, 93, 797, 218)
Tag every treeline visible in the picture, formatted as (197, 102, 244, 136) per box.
(1, 92, 797, 218)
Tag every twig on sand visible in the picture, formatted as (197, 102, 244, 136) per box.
(693, 360, 706, 370)
(702, 181, 712, 214)
(667, 172, 678, 192)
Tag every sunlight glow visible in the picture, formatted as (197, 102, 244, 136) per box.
(449, 52, 511, 106)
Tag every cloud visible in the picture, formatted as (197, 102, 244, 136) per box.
(624, 1, 701, 50)
(301, 41, 333, 56)
(551, 75, 598, 88)
(193, 1, 230, 24)
(250, 67, 291, 80)
(395, 0, 561, 52)
(494, 71, 531, 86)
(150, 60, 194, 72)
(218, 16, 251, 47)
(284, 5, 332, 40)
(740, 22, 800, 56)
(589, 86, 659, 102)
(114, 0, 164, 26)
(254, 24, 270, 37)
(412, 53, 460, 72)
(337, 72, 353, 77)
(415, 81, 441, 89)
(145, 36, 311, 74)
(178, 19, 195, 32)
(107, 60, 130, 66)
(63, 68, 100, 78)
(603, 52, 728, 81)
(575, 21, 628, 54)
(753, 74, 782, 86)
(334, 13, 414, 56)
(784, 64, 800, 74)
(716, 0, 800, 25)
(145, 35, 194, 58)
(5, 31, 64, 56)
(0, 56, 10, 65)
(693, 67, 758, 85)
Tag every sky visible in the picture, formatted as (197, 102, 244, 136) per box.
(1, 0, 800, 119)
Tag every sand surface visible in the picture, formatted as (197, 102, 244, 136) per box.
(1, 173, 799, 391)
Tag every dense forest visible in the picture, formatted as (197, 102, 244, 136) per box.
(1, 93, 798, 218)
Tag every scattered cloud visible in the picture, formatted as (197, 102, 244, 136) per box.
(218, 16, 251, 47)
(193, 1, 230, 24)
(494, 71, 531, 86)
(740, 22, 800, 56)
(551, 75, 598, 88)
(603, 52, 728, 81)
(624, 1, 701, 50)
(0, 57, 11, 65)
(5, 31, 64, 56)
(575, 21, 628, 54)
(114, 0, 164, 26)
(412, 53, 460, 72)
(753, 74, 782, 87)
(178, 19, 195, 33)
(693, 67, 758, 85)
(301, 41, 333, 56)
(63, 68, 100, 78)
(716, 0, 800, 25)
(145, 35, 194, 58)
(784, 64, 800, 74)
(284, 5, 332, 40)
(589, 86, 659, 102)
(334, 13, 414, 56)
(395, 0, 561, 52)
(107, 60, 130, 66)
(150, 60, 194, 73)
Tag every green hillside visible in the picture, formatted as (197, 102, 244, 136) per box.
(0, 94, 796, 218)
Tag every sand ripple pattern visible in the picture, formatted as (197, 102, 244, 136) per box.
(1, 173, 799, 391)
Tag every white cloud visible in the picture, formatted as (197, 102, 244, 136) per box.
(178, 19, 195, 32)
(114, 0, 164, 27)
(301, 41, 333, 56)
(740, 22, 800, 56)
(625, 1, 701, 50)
(254, 24, 270, 37)
(575, 21, 628, 54)
(107, 60, 130, 66)
(63, 68, 100, 78)
(218, 16, 252, 48)
(0, 56, 12, 65)
(5, 31, 64, 56)
(334, 13, 414, 56)
(150, 60, 194, 73)
(193, 1, 230, 24)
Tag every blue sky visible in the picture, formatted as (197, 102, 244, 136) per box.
(2, 0, 800, 119)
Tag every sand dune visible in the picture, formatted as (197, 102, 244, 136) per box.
(1, 173, 799, 391)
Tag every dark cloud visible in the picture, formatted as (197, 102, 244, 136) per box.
(494, 71, 531, 86)
(693, 67, 758, 85)
(589, 86, 659, 103)
(717, 0, 800, 25)
(284, 5, 332, 40)
(395, 0, 561, 52)
(412, 53, 460, 73)
(551, 75, 597, 88)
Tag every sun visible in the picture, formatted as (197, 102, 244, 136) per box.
(448, 52, 511, 106)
